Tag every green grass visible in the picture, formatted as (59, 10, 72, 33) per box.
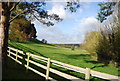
(3, 57, 45, 80)
(8, 40, 119, 77)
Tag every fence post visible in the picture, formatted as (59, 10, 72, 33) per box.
(46, 58, 51, 80)
(16, 49, 18, 62)
(8, 48, 11, 56)
(26, 53, 30, 72)
(85, 68, 91, 81)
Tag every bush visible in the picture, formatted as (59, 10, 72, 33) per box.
(96, 26, 120, 66)
(81, 27, 120, 67)
(81, 31, 100, 57)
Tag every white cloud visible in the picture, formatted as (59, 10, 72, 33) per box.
(48, 3, 72, 19)
(79, 16, 100, 32)
(80, 17, 97, 26)
(72, 16, 101, 43)
(34, 16, 101, 44)
(48, 5, 66, 18)
(36, 26, 84, 44)
(32, 3, 102, 44)
(37, 17, 85, 44)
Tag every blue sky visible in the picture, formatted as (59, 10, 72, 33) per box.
(32, 2, 101, 44)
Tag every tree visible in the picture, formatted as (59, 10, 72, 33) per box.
(9, 17, 37, 42)
(97, 2, 116, 23)
(65, 1, 80, 12)
(96, 24, 120, 66)
(44, 40, 47, 44)
(0, 2, 62, 66)
(0, 1, 80, 66)
(1, 2, 12, 66)
(42, 39, 47, 44)
(96, 2, 120, 66)
(41, 39, 45, 43)
(81, 31, 100, 56)
(71, 45, 75, 51)
(29, 24, 37, 39)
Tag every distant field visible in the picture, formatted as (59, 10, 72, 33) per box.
(8, 40, 118, 76)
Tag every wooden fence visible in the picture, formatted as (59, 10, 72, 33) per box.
(7, 47, 119, 81)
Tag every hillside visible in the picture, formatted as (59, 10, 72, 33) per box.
(8, 40, 118, 76)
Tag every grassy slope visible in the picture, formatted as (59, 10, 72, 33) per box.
(3, 58, 45, 80)
(8, 40, 118, 76)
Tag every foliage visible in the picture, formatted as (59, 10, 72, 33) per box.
(71, 45, 75, 51)
(10, 1, 80, 26)
(8, 1, 80, 42)
(96, 25, 120, 66)
(41, 39, 47, 44)
(9, 2, 62, 26)
(96, 2, 120, 66)
(81, 23, 120, 67)
(81, 31, 100, 56)
(9, 17, 37, 42)
(65, 1, 80, 12)
(82, 24, 120, 67)
(97, 2, 116, 23)
(81, 2, 120, 67)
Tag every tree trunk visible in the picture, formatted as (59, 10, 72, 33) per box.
(1, 3, 11, 68)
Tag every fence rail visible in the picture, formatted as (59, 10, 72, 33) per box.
(7, 47, 120, 81)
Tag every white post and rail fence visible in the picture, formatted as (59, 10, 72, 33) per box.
(7, 47, 120, 81)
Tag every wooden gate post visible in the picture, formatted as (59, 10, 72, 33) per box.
(16, 49, 18, 62)
(8, 48, 11, 56)
(46, 58, 51, 80)
(26, 53, 30, 72)
(85, 68, 91, 81)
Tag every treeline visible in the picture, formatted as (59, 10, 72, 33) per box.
(81, 2, 120, 67)
(9, 17, 37, 42)
(55, 44, 80, 48)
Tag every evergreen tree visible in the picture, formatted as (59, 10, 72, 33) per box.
(97, 2, 116, 23)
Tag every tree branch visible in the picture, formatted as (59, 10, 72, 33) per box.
(10, 0, 21, 12)
(33, 14, 43, 23)
(9, 9, 31, 23)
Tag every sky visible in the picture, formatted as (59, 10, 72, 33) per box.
(32, 2, 101, 44)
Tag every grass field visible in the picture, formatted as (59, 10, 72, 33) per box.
(8, 40, 118, 77)
(3, 58, 45, 80)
